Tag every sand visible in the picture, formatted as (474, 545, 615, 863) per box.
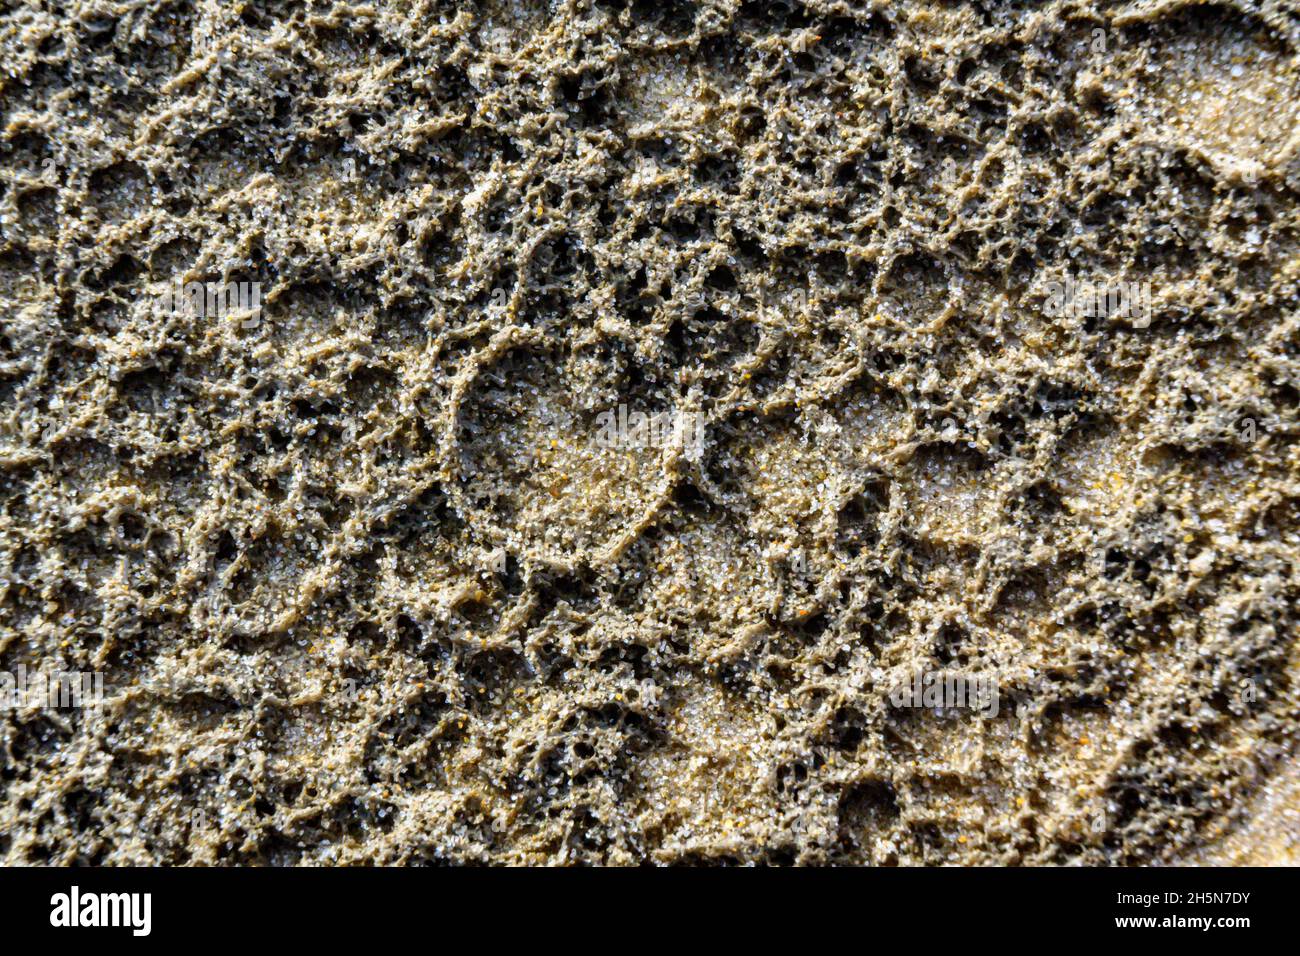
(0, 0, 1298, 865)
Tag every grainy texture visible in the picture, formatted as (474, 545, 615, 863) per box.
(0, 0, 1298, 865)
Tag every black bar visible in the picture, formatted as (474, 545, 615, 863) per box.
(0, 866, 1290, 943)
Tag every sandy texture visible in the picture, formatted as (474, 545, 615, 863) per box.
(1, 0, 1298, 865)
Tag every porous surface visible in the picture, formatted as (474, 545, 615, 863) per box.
(1, 0, 1298, 865)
